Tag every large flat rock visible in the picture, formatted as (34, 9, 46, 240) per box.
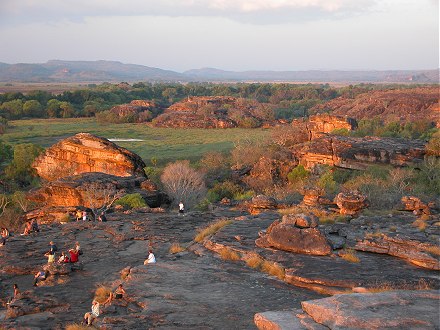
(301, 290, 440, 330)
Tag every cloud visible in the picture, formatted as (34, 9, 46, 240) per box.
(0, 0, 379, 25)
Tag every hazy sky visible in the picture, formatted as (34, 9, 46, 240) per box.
(0, 0, 438, 71)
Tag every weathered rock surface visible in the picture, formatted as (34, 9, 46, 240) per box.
(109, 100, 158, 120)
(311, 87, 440, 126)
(33, 133, 147, 181)
(29, 172, 165, 208)
(295, 135, 426, 170)
(256, 214, 331, 256)
(334, 191, 368, 215)
(301, 290, 440, 330)
(401, 196, 434, 215)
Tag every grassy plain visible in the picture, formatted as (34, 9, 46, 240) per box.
(2, 118, 271, 165)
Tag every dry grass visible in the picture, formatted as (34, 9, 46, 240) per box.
(244, 254, 264, 269)
(261, 260, 285, 280)
(340, 249, 360, 263)
(367, 278, 432, 293)
(365, 231, 383, 239)
(65, 324, 93, 330)
(422, 245, 440, 256)
(412, 220, 427, 232)
(169, 243, 186, 254)
(194, 219, 233, 242)
(218, 247, 241, 261)
(94, 285, 112, 304)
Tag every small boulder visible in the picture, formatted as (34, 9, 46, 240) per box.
(334, 191, 368, 215)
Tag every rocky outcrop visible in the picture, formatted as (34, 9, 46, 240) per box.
(247, 195, 278, 214)
(307, 114, 358, 140)
(310, 87, 440, 126)
(27, 172, 168, 215)
(334, 191, 368, 215)
(108, 100, 158, 120)
(153, 96, 274, 128)
(32, 133, 147, 181)
(256, 213, 331, 255)
(294, 135, 426, 170)
(255, 290, 440, 330)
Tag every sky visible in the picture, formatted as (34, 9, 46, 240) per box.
(0, 0, 438, 72)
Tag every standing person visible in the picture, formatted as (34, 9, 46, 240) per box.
(45, 250, 56, 263)
(178, 201, 185, 215)
(49, 241, 57, 252)
(83, 300, 100, 326)
(144, 249, 156, 265)
(82, 210, 87, 221)
(75, 241, 82, 255)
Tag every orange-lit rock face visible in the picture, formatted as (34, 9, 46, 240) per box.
(307, 114, 357, 140)
(32, 133, 146, 181)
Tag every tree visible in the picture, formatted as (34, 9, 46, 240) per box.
(0, 99, 23, 119)
(81, 182, 125, 219)
(23, 100, 43, 117)
(5, 143, 43, 187)
(161, 160, 206, 208)
(46, 99, 62, 118)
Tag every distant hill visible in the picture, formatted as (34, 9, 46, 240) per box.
(0, 60, 187, 82)
(0, 60, 438, 83)
(184, 68, 439, 83)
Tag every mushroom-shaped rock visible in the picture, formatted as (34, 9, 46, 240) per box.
(32, 133, 147, 181)
(334, 191, 368, 215)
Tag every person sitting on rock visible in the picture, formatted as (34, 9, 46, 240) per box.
(98, 211, 107, 222)
(7, 284, 20, 305)
(144, 249, 156, 265)
(33, 269, 47, 286)
(31, 219, 40, 233)
(21, 221, 32, 235)
(45, 250, 56, 263)
(69, 248, 79, 263)
(58, 251, 69, 263)
(75, 241, 82, 255)
(75, 209, 82, 222)
(104, 284, 127, 306)
(0, 227, 9, 246)
(83, 300, 100, 326)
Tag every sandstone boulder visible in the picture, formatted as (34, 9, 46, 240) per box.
(33, 133, 147, 181)
(334, 191, 368, 215)
(302, 188, 322, 206)
(301, 290, 440, 330)
(401, 196, 433, 215)
(307, 114, 358, 140)
(6, 292, 66, 319)
(256, 214, 331, 256)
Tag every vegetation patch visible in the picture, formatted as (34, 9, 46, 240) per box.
(194, 219, 233, 243)
(339, 249, 360, 263)
(169, 243, 186, 254)
(94, 285, 112, 304)
(261, 260, 285, 280)
(218, 247, 241, 261)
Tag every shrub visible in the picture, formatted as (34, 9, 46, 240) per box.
(425, 130, 440, 156)
(194, 219, 233, 243)
(234, 190, 255, 200)
(261, 260, 285, 279)
(207, 181, 244, 202)
(194, 198, 211, 211)
(287, 165, 309, 183)
(115, 193, 147, 209)
(94, 285, 112, 304)
(340, 249, 360, 263)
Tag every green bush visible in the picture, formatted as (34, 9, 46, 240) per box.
(234, 190, 255, 200)
(115, 193, 147, 209)
(207, 181, 243, 202)
(287, 165, 309, 183)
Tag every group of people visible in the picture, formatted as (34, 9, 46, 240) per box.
(21, 219, 39, 235)
(74, 209, 107, 222)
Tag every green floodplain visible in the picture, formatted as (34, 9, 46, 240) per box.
(3, 118, 271, 166)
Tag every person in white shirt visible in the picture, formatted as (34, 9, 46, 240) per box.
(144, 249, 156, 265)
(83, 300, 100, 326)
(178, 201, 185, 215)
